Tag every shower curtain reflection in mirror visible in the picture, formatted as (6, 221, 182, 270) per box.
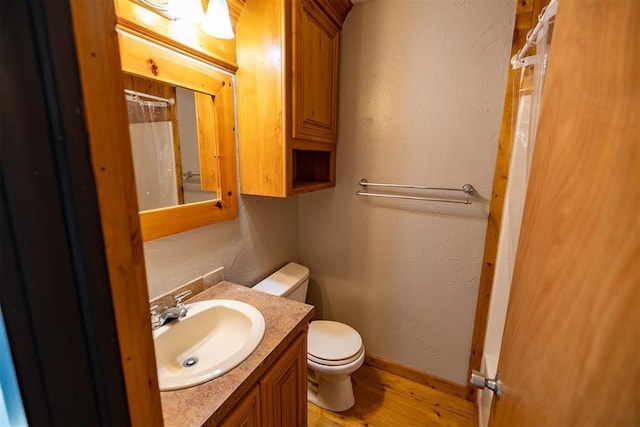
(126, 95, 179, 211)
(125, 83, 219, 212)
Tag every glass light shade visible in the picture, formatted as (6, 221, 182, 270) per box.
(171, 0, 205, 22)
(201, 0, 234, 39)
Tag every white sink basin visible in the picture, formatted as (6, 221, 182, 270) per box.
(153, 299, 265, 391)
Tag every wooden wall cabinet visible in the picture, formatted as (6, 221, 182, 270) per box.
(236, 0, 352, 197)
(222, 332, 307, 426)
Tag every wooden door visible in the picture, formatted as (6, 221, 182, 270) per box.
(260, 332, 307, 427)
(489, 1, 640, 425)
(290, 0, 340, 144)
(220, 385, 261, 427)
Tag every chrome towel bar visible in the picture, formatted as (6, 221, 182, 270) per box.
(182, 171, 201, 184)
(355, 179, 475, 205)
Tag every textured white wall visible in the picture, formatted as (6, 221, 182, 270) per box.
(143, 0, 515, 385)
(145, 195, 299, 299)
(298, 0, 515, 385)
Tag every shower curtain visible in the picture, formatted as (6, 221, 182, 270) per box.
(491, 3, 555, 337)
(485, 15, 555, 356)
(126, 96, 179, 211)
(522, 6, 554, 179)
(478, 8, 555, 426)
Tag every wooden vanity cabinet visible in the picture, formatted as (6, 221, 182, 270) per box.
(221, 331, 307, 426)
(220, 385, 261, 427)
(260, 331, 307, 426)
(236, 0, 352, 197)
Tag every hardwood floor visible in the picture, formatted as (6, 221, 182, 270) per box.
(308, 364, 476, 426)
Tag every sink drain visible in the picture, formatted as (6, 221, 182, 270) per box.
(183, 357, 199, 368)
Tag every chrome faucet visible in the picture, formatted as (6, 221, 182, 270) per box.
(150, 290, 192, 330)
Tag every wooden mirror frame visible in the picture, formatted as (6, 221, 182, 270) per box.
(117, 28, 238, 241)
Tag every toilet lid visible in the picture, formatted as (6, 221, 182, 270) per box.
(308, 321, 363, 365)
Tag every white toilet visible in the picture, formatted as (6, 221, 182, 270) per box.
(253, 262, 365, 412)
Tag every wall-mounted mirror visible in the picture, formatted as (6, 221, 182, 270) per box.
(124, 76, 219, 209)
(117, 27, 238, 241)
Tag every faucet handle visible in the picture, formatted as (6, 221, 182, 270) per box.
(174, 290, 192, 307)
(150, 305, 161, 330)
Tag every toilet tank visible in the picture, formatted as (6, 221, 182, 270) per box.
(252, 262, 309, 303)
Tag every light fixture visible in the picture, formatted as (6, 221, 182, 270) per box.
(132, 0, 232, 39)
(173, 0, 205, 23)
(133, 0, 204, 22)
(201, 0, 234, 39)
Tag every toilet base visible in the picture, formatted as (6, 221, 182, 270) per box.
(307, 372, 355, 412)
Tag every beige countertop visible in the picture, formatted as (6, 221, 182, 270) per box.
(159, 281, 314, 427)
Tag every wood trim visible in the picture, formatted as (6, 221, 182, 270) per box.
(120, 29, 238, 241)
(236, 0, 288, 197)
(291, 181, 334, 195)
(214, 78, 240, 220)
(170, 85, 184, 204)
(313, 0, 353, 28)
(226, 0, 247, 30)
(140, 198, 234, 241)
(114, 0, 239, 72)
(69, 1, 164, 425)
(364, 354, 467, 399)
(118, 28, 229, 96)
(139, 76, 238, 241)
(195, 92, 221, 192)
(465, 0, 549, 401)
(1, 1, 134, 422)
(291, 139, 336, 152)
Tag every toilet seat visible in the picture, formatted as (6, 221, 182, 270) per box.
(307, 320, 364, 366)
(308, 347, 364, 366)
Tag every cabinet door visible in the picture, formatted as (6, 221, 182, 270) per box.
(291, 0, 340, 144)
(260, 332, 307, 427)
(220, 384, 261, 427)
